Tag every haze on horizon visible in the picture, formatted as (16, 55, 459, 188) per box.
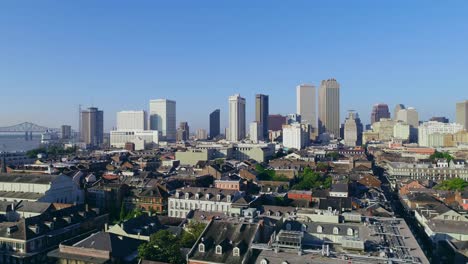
(0, 0, 467, 132)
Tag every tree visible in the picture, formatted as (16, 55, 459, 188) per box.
(430, 151, 454, 163)
(138, 230, 184, 264)
(180, 221, 206, 248)
(434, 178, 468, 191)
(292, 167, 331, 190)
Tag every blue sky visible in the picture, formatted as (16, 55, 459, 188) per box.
(0, 1, 467, 132)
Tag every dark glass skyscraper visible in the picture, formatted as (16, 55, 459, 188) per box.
(80, 107, 103, 147)
(209, 109, 220, 139)
(370, 103, 391, 124)
(255, 94, 269, 140)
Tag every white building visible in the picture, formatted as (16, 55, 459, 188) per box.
(418, 121, 463, 147)
(343, 111, 362, 147)
(149, 99, 176, 141)
(196, 129, 208, 140)
(110, 130, 160, 150)
(228, 94, 246, 142)
(117, 110, 147, 130)
(393, 121, 411, 141)
(0, 174, 84, 204)
(283, 123, 310, 150)
(168, 187, 243, 218)
(249, 121, 262, 143)
(296, 84, 316, 131)
(396, 107, 419, 127)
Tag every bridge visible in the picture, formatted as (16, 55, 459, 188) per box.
(0, 122, 57, 133)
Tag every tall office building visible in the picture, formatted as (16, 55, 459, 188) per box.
(250, 121, 261, 143)
(228, 94, 246, 142)
(196, 129, 208, 140)
(61, 125, 72, 140)
(370, 104, 390, 124)
(117, 110, 147, 130)
(209, 109, 221, 139)
(396, 107, 419, 142)
(394, 104, 406, 120)
(177, 122, 190, 141)
(296, 84, 316, 131)
(456, 100, 468, 130)
(282, 123, 310, 150)
(149, 99, 176, 141)
(268, 115, 287, 131)
(80, 107, 104, 147)
(343, 111, 363, 147)
(318, 78, 340, 137)
(255, 94, 269, 140)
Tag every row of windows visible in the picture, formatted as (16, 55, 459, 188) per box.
(170, 202, 230, 212)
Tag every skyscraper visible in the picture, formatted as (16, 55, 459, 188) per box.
(80, 107, 104, 147)
(456, 100, 468, 130)
(149, 99, 176, 141)
(393, 104, 405, 121)
(196, 129, 208, 140)
(318, 78, 340, 137)
(249, 121, 261, 143)
(343, 111, 363, 147)
(370, 104, 390, 124)
(228, 94, 246, 142)
(177, 122, 190, 141)
(296, 84, 316, 131)
(209, 109, 220, 139)
(117, 110, 147, 130)
(255, 94, 269, 140)
(61, 125, 72, 140)
(268, 114, 287, 131)
(396, 107, 419, 142)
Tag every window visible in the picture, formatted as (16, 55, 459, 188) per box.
(199, 243, 205, 253)
(216, 245, 222, 255)
(333, 227, 339, 235)
(227, 195, 231, 202)
(195, 193, 200, 199)
(347, 228, 354, 236)
(217, 194, 221, 201)
(260, 259, 268, 264)
(233, 247, 240, 256)
(185, 193, 189, 199)
(317, 225, 323, 233)
(286, 223, 291, 231)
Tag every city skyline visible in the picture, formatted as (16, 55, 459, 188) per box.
(1, 1, 467, 131)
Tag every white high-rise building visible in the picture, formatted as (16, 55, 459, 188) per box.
(393, 122, 411, 141)
(318, 79, 340, 137)
(149, 99, 176, 141)
(228, 94, 246, 142)
(343, 111, 363, 147)
(249, 121, 261, 143)
(418, 121, 463, 147)
(116, 110, 147, 130)
(296, 84, 316, 130)
(396, 107, 419, 128)
(196, 129, 208, 140)
(110, 130, 160, 150)
(282, 123, 310, 150)
(456, 100, 468, 131)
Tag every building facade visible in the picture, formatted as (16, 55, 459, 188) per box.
(80, 107, 104, 147)
(116, 110, 147, 130)
(296, 84, 316, 132)
(343, 111, 363, 147)
(418, 121, 464, 147)
(255, 94, 269, 140)
(318, 79, 340, 137)
(456, 100, 468, 131)
(110, 130, 160, 150)
(283, 123, 310, 150)
(149, 99, 176, 141)
(371, 103, 390, 124)
(209, 109, 221, 139)
(228, 94, 246, 142)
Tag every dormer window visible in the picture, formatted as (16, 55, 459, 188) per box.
(260, 259, 268, 264)
(347, 228, 353, 236)
(333, 227, 339, 235)
(195, 193, 200, 199)
(215, 245, 222, 255)
(226, 195, 231, 202)
(185, 193, 190, 199)
(205, 194, 210, 200)
(233, 247, 240, 256)
(275, 212, 281, 217)
(198, 243, 205, 253)
(217, 194, 221, 201)
(175, 192, 180, 198)
(317, 225, 323, 233)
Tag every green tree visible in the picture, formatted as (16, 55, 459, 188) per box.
(434, 178, 468, 191)
(430, 151, 454, 163)
(138, 230, 184, 264)
(180, 221, 206, 248)
(292, 167, 331, 190)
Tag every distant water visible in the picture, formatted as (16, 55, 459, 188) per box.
(0, 134, 41, 152)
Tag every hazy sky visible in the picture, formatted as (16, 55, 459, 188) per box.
(1, 0, 467, 132)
